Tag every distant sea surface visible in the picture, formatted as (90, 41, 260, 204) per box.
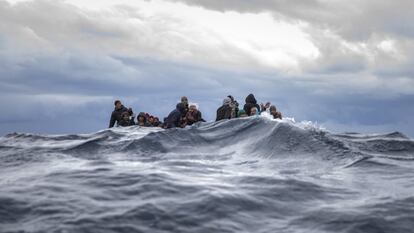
(1, 117, 414, 233)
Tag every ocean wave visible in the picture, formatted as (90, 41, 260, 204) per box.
(1, 117, 413, 233)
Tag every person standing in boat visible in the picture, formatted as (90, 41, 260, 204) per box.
(109, 100, 129, 128)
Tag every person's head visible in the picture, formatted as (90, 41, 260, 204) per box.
(238, 109, 248, 118)
(223, 97, 232, 106)
(114, 100, 122, 110)
(245, 94, 257, 104)
(148, 116, 154, 124)
(189, 105, 197, 112)
(250, 107, 258, 116)
(176, 103, 187, 114)
(137, 112, 146, 122)
(270, 105, 277, 115)
(181, 96, 188, 104)
(121, 112, 130, 121)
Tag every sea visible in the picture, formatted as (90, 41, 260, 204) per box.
(1, 116, 413, 233)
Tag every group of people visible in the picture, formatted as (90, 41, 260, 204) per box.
(109, 94, 282, 129)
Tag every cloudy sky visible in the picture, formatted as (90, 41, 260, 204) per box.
(1, 0, 413, 137)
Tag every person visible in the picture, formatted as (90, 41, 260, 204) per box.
(153, 117, 161, 127)
(260, 102, 271, 113)
(136, 112, 151, 127)
(147, 115, 155, 126)
(238, 109, 248, 118)
(127, 108, 135, 125)
(181, 96, 189, 114)
(216, 97, 233, 121)
(250, 107, 258, 116)
(185, 104, 205, 125)
(118, 112, 134, 127)
(109, 100, 129, 128)
(165, 103, 187, 128)
(270, 105, 283, 119)
(227, 95, 239, 118)
(243, 94, 261, 117)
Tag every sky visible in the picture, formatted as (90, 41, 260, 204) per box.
(0, 0, 413, 137)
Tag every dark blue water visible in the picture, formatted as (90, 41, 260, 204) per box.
(1, 117, 414, 233)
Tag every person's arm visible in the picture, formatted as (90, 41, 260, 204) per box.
(197, 111, 202, 122)
(109, 112, 116, 128)
(180, 116, 187, 128)
(166, 112, 180, 128)
(216, 108, 222, 121)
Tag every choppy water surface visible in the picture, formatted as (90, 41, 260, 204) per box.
(1, 117, 414, 233)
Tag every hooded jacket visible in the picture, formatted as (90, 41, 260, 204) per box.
(137, 112, 151, 127)
(109, 105, 129, 128)
(243, 94, 261, 116)
(216, 97, 233, 121)
(165, 103, 187, 128)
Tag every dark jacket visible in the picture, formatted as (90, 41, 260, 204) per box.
(109, 105, 128, 128)
(119, 118, 135, 127)
(243, 94, 261, 116)
(216, 105, 232, 121)
(165, 103, 187, 128)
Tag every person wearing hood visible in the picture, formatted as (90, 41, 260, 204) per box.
(165, 103, 187, 128)
(136, 112, 151, 127)
(147, 115, 155, 126)
(243, 94, 261, 117)
(109, 100, 129, 128)
(216, 97, 233, 121)
(185, 104, 205, 126)
(119, 112, 135, 127)
(152, 117, 161, 127)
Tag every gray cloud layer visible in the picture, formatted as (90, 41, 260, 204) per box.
(0, 0, 413, 137)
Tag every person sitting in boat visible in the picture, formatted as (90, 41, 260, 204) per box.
(147, 115, 155, 126)
(260, 102, 271, 112)
(269, 105, 282, 119)
(109, 100, 129, 128)
(181, 96, 189, 114)
(216, 97, 233, 121)
(152, 117, 162, 127)
(119, 112, 135, 127)
(165, 103, 187, 128)
(227, 95, 239, 118)
(243, 94, 261, 116)
(185, 104, 205, 126)
(249, 107, 259, 116)
(136, 112, 151, 127)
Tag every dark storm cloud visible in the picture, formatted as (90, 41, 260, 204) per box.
(0, 0, 413, 137)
